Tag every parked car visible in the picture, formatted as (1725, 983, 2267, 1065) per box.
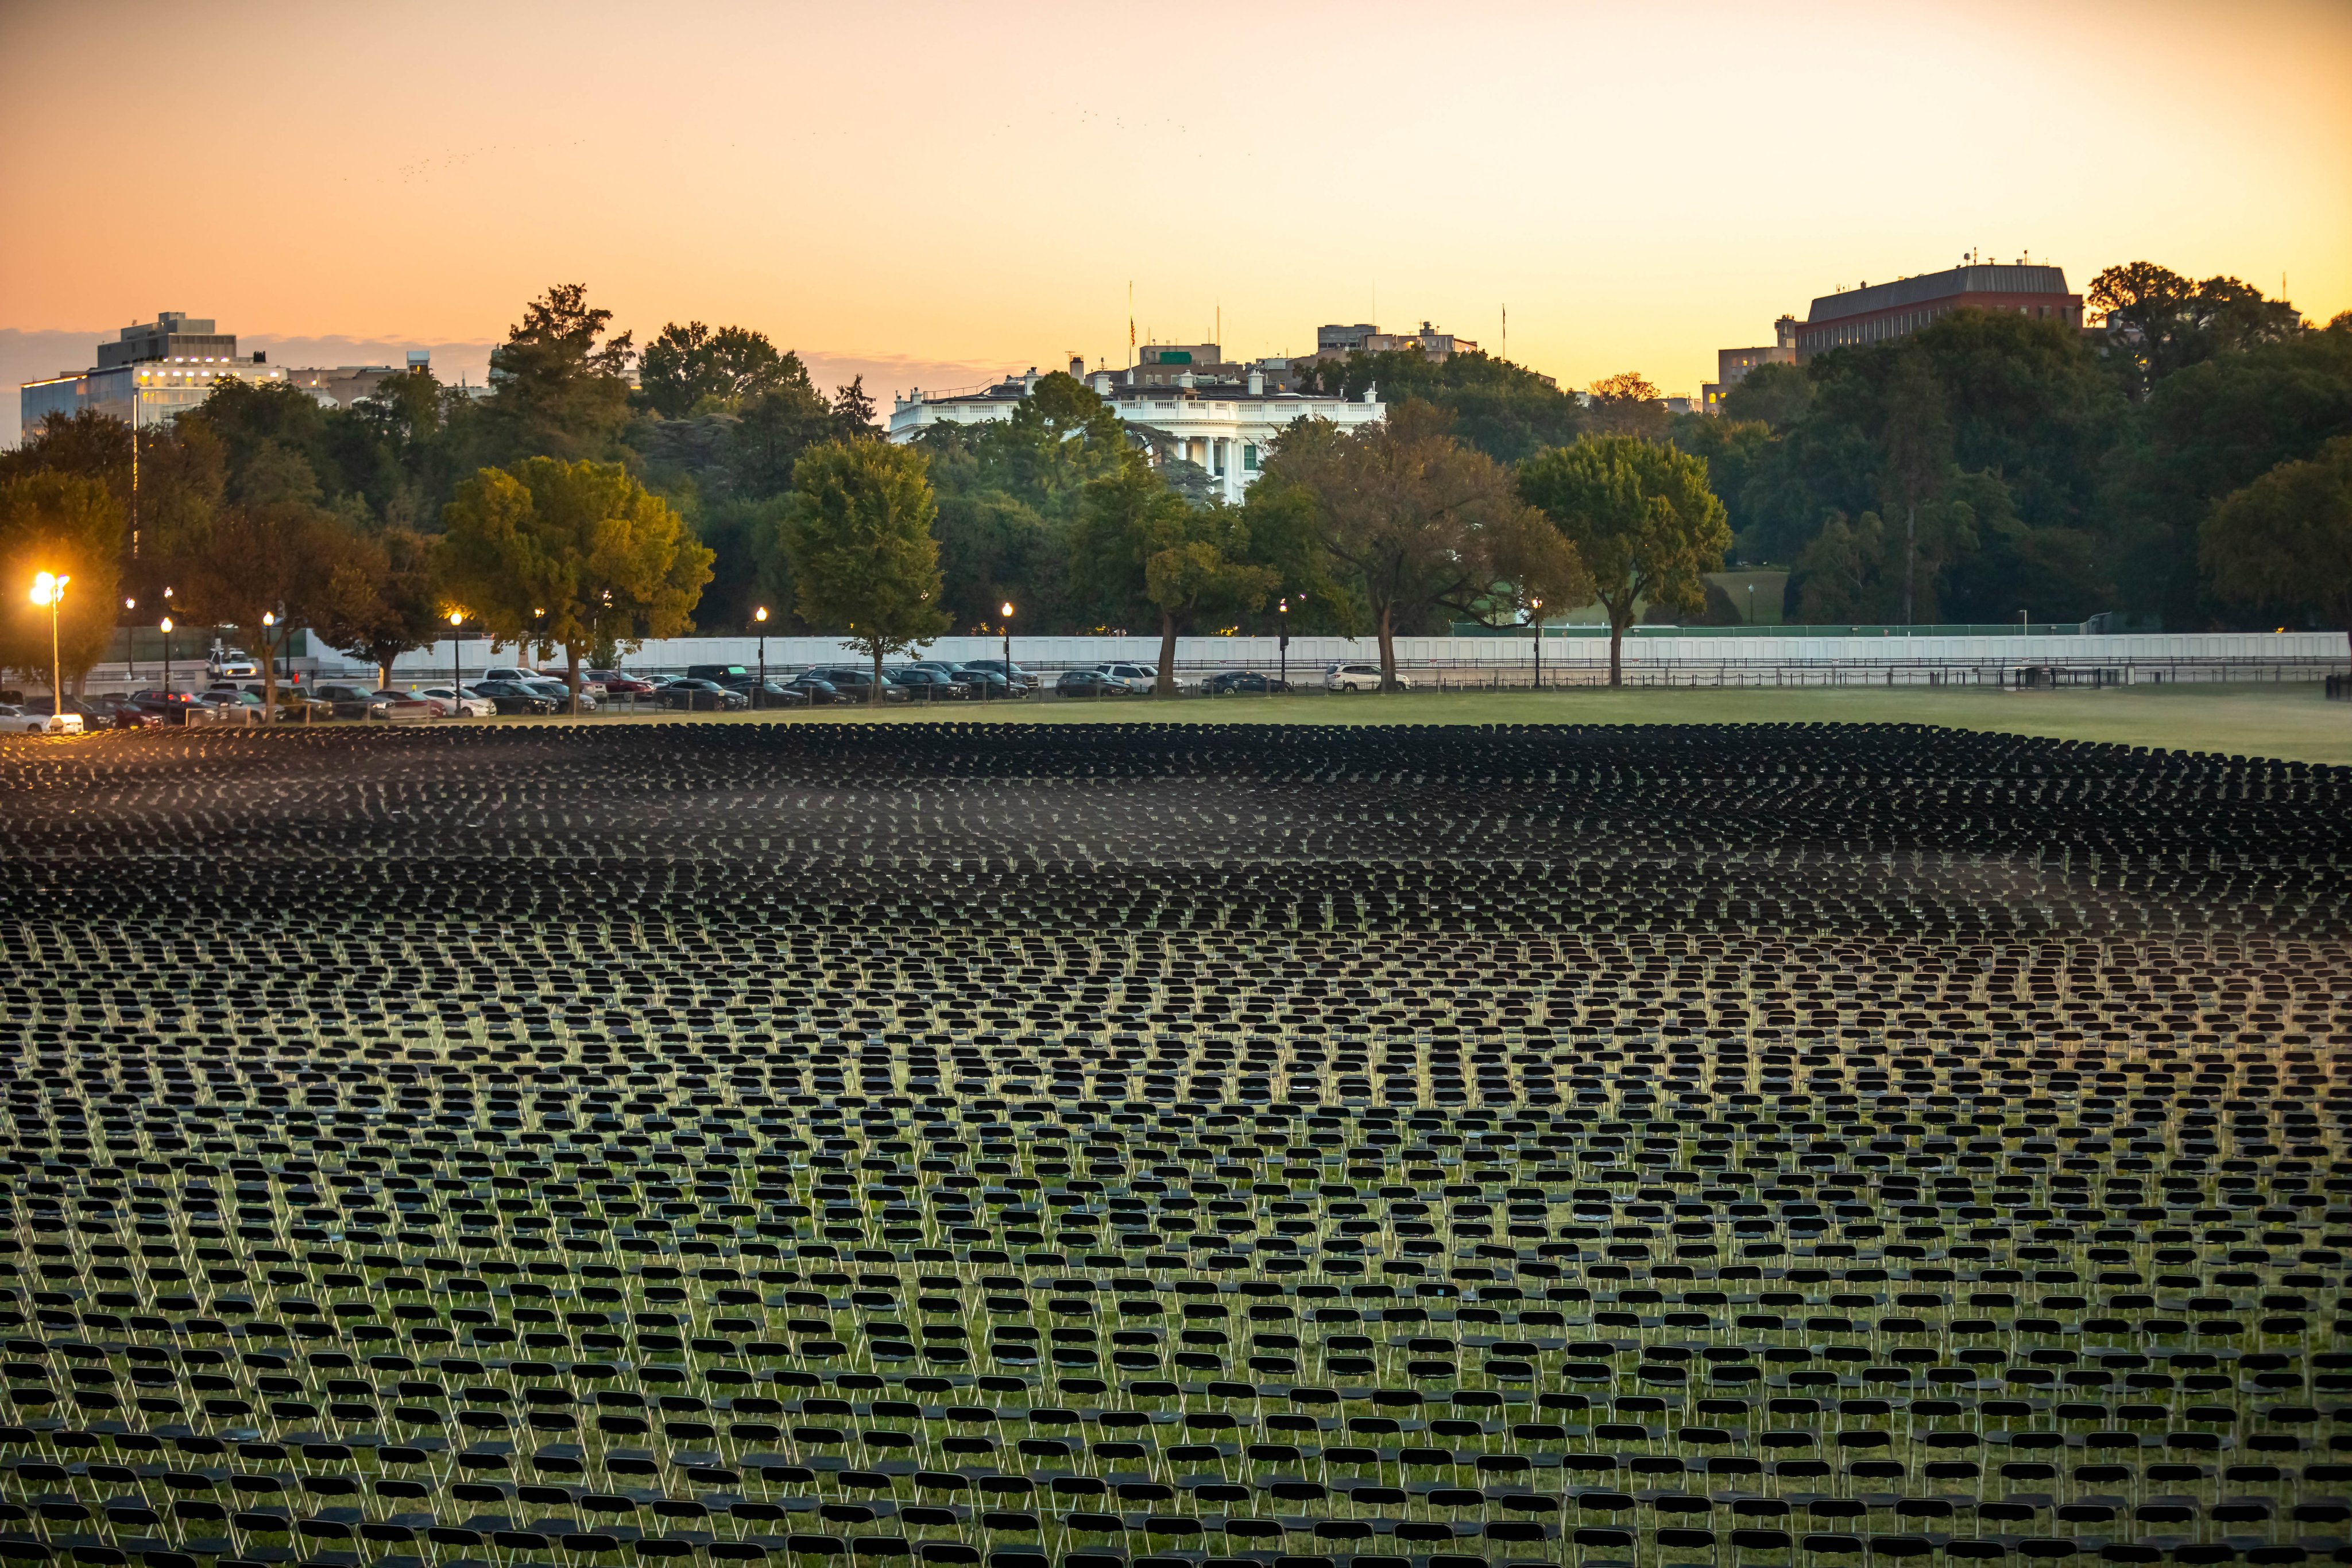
(686, 664, 753, 684)
(0, 702, 82, 735)
(784, 673, 844, 705)
(479, 667, 540, 686)
(417, 686, 496, 718)
(122, 691, 199, 726)
(369, 689, 434, 720)
(807, 667, 910, 703)
(522, 679, 598, 713)
(1092, 661, 1158, 692)
(958, 657, 1035, 690)
(910, 661, 1012, 697)
(657, 678, 749, 712)
(1205, 669, 1290, 695)
(720, 676, 808, 708)
(470, 680, 558, 715)
(586, 670, 656, 696)
(888, 667, 970, 700)
(111, 700, 169, 730)
(1325, 661, 1409, 692)
(289, 694, 344, 722)
(208, 648, 260, 679)
(311, 683, 390, 719)
(538, 671, 608, 698)
(1055, 669, 1134, 697)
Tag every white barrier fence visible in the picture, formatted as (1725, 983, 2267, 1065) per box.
(355, 629, 2347, 683)
(67, 629, 2345, 694)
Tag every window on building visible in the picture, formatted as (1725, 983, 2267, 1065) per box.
(1242, 444, 1259, 472)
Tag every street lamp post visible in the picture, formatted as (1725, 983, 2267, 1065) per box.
(29, 573, 68, 727)
(1278, 596, 1289, 691)
(160, 615, 173, 696)
(123, 598, 137, 679)
(1531, 595, 1544, 691)
(1747, 582, 1754, 624)
(448, 611, 464, 717)
(1000, 602, 1015, 701)
(755, 606, 768, 710)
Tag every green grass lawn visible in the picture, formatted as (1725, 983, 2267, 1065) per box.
(574, 681, 2352, 764)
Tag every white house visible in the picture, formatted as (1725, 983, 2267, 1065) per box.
(887, 363, 1385, 503)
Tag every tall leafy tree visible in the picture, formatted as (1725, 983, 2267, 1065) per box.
(472, 284, 636, 464)
(1877, 351, 1952, 624)
(2088, 262, 2307, 398)
(1584, 372, 1669, 441)
(917, 373, 1134, 632)
(778, 440, 950, 701)
(167, 498, 359, 714)
(1518, 434, 1731, 686)
(1250, 401, 1584, 690)
(1068, 464, 1277, 694)
(639, 322, 793, 417)
(2201, 435, 2352, 660)
(440, 458, 713, 712)
(0, 473, 125, 695)
(314, 525, 449, 686)
(2108, 319, 2352, 628)
(1297, 347, 1583, 463)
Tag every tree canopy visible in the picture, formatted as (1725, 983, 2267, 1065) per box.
(777, 439, 950, 699)
(2200, 433, 2352, 660)
(0, 473, 123, 693)
(439, 456, 713, 710)
(1249, 401, 1585, 689)
(1518, 433, 1730, 686)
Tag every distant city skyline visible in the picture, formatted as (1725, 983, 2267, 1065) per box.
(3, 0, 2346, 448)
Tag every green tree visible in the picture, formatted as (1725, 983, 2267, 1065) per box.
(1792, 510, 1886, 624)
(1250, 401, 1585, 690)
(1717, 362, 1812, 430)
(313, 524, 449, 686)
(167, 498, 358, 714)
(1069, 463, 1277, 694)
(1584, 372, 1669, 441)
(1877, 351, 1952, 625)
(916, 373, 1134, 632)
(2089, 261, 2307, 398)
(440, 457, 713, 712)
(2106, 319, 2352, 628)
(1518, 434, 1731, 686)
(831, 377, 878, 435)
(1297, 346, 1586, 463)
(639, 322, 792, 417)
(473, 284, 636, 464)
(0, 473, 125, 695)
(2200, 435, 2352, 661)
(779, 440, 950, 702)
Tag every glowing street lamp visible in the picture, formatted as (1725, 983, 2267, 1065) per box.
(755, 606, 769, 708)
(1000, 601, 1015, 702)
(29, 572, 68, 729)
(448, 610, 465, 717)
(160, 615, 175, 695)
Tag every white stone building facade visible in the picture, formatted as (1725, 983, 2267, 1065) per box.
(887, 367, 1384, 503)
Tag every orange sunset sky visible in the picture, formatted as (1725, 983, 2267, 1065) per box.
(3, 0, 2348, 442)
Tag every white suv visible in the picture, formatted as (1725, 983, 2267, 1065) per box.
(418, 686, 495, 718)
(1094, 663, 1157, 692)
(1094, 661, 1196, 694)
(1325, 661, 1410, 692)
